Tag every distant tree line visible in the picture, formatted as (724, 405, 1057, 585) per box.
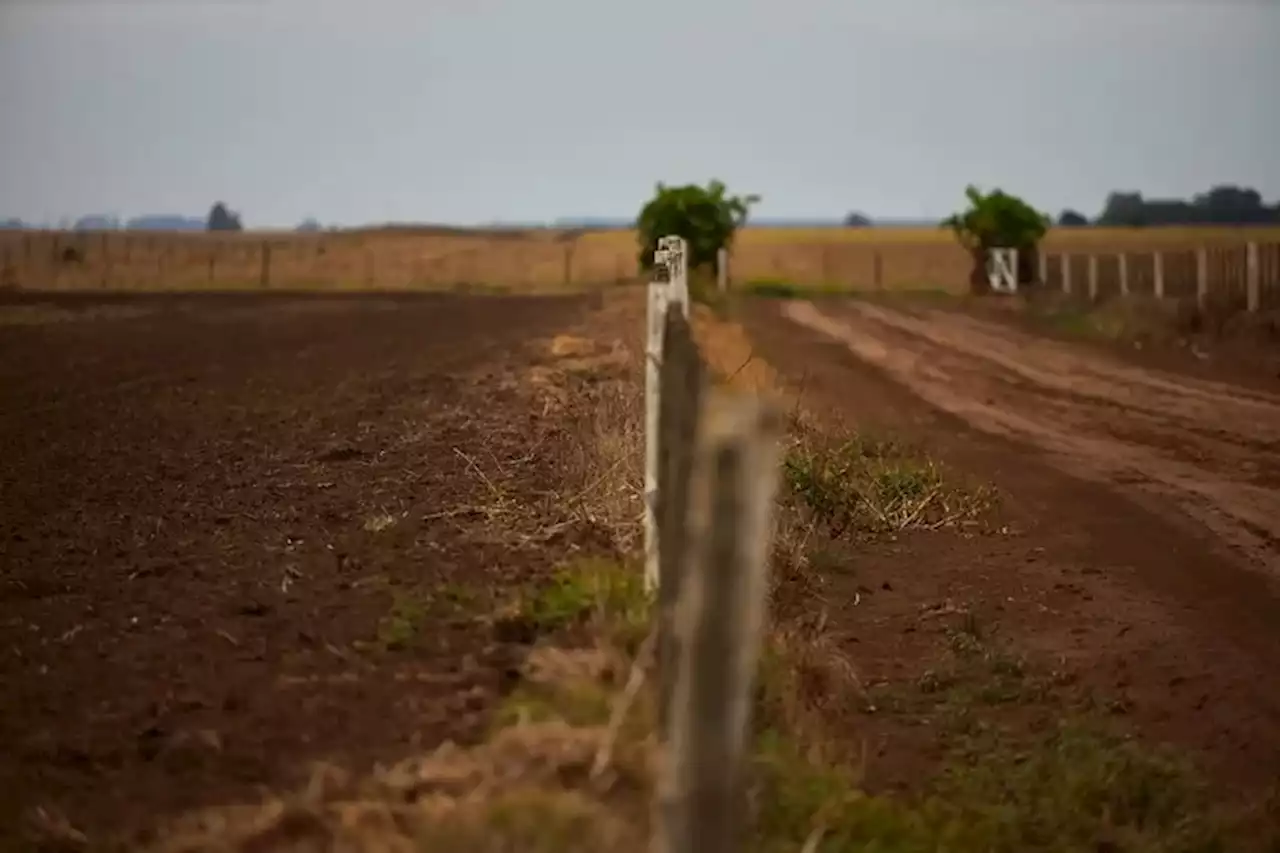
(1056, 184, 1280, 228)
(0, 203, 326, 233)
(840, 185, 1279, 230)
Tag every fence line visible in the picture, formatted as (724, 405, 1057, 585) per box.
(644, 235, 784, 853)
(0, 232, 634, 291)
(1, 230, 1276, 309)
(1037, 241, 1279, 312)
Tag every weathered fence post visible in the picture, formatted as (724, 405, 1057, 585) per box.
(1196, 248, 1208, 309)
(656, 389, 783, 853)
(1118, 253, 1129, 296)
(1087, 254, 1098, 301)
(1038, 251, 1047, 287)
(645, 235, 690, 593)
(716, 247, 728, 294)
(1246, 242, 1260, 313)
(1061, 254, 1072, 294)
(654, 303, 703, 738)
(1153, 251, 1165, 299)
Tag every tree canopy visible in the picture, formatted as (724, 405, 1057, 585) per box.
(1095, 185, 1280, 227)
(943, 185, 1049, 251)
(635, 179, 759, 272)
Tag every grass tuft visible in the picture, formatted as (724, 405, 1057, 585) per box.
(783, 430, 992, 536)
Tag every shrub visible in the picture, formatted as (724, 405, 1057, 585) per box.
(636, 180, 759, 275)
(943, 185, 1049, 292)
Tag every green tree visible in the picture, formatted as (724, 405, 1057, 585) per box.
(942, 185, 1049, 291)
(636, 180, 759, 273)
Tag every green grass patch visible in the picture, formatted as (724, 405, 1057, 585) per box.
(375, 591, 431, 651)
(749, 719, 1247, 852)
(516, 556, 651, 652)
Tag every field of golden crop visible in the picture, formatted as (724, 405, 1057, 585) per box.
(1, 225, 1277, 299)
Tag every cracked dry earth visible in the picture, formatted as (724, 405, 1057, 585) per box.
(0, 292, 604, 849)
(744, 296, 1280, 796)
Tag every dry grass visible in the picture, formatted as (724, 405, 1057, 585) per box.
(5, 224, 1277, 295)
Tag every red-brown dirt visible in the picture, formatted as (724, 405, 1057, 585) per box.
(741, 296, 1280, 796)
(0, 292, 601, 850)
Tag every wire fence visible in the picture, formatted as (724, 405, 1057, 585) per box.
(1, 230, 1276, 311)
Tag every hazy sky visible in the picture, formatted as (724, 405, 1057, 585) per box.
(1, 1, 1276, 227)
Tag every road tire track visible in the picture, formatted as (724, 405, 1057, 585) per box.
(782, 299, 1280, 574)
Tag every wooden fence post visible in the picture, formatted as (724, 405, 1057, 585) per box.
(1246, 242, 1260, 313)
(1061, 254, 1072, 294)
(1038, 251, 1047, 287)
(1153, 251, 1165, 299)
(563, 241, 574, 287)
(1196, 248, 1208, 309)
(655, 303, 703, 738)
(1087, 254, 1098, 301)
(716, 247, 728, 294)
(645, 235, 690, 593)
(1118, 253, 1129, 296)
(260, 242, 272, 288)
(656, 389, 783, 853)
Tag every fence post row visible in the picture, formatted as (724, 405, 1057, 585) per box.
(1246, 242, 1260, 313)
(1042, 242, 1264, 312)
(644, 234, 784, 853)
(655, 298, 703, 737)
(645, 235, 690, 594)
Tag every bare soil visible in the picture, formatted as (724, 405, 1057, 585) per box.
(7, 285, 1280, 849)
(741, 296, 1280, 797)
(0, 292, 600, 850)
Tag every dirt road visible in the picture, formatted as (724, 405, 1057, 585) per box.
(743, 296, 1280, 795)
(782, 298, 1280, 576)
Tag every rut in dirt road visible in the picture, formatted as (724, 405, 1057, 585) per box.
(781, 299, 1280, 576)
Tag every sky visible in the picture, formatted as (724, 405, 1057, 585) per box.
(0, 0, 1277, 228)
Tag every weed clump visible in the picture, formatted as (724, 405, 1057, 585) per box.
(783, 430, 992, 537)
